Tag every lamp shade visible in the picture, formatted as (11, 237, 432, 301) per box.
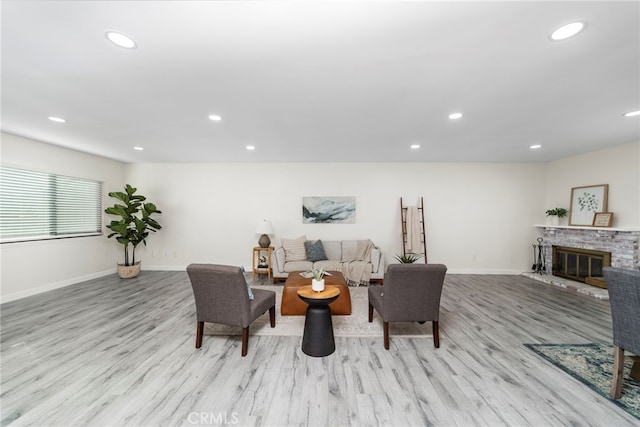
(256, 220, 274, 235)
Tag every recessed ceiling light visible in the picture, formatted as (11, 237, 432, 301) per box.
(550, 22, 586, 41)
(530, 144, 542, 150)
(48, 116, 66, 123)
(208, 114, 222, 122)
(448, 112, 463, 120)
(133, 146, 144, 151)
(623, 110, 640, 117)
(410, 144, 420, 149)
(105, 31, 136, 49)
(246, 145, 255, 150)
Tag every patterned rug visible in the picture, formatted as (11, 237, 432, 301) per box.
(204, 285, 433, 339)
(525, 343, 640, 420)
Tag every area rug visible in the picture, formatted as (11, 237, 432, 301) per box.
(524, 343, 640, 420)
(204, 285, 433, 339)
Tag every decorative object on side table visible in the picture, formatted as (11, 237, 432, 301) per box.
(569, 184, 608, 226)
(256, 219, 274, 248)
(105, 184, 162, 279)
(311, 267, 326, 292)
(395, 253, 422, 263)
(593, 212, 614, 227)
(545, 207, 568, 226)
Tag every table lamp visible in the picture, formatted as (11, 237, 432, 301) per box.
(256, 220, 274, 248)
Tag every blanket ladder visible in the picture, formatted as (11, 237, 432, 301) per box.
(400, 197, 427, 263)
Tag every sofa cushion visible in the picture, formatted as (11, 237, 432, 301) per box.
(313, 260, 343, 271)
(322, 240, 342, 260)
(283, 260, 313, 272)
(341, 240, 359, 261)
(281, 236, 307, 261)
(342, 240, 372, 261)
(305, 240, 328, 262)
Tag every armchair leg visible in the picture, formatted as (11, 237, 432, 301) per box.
(433, 320, 440, 348)
(195, 321, 204, 349)
(241, 327, 249, 357)
(383, 322, 390, 350)
(611, 346, 625, 398)
(368, 303, 374, 322)
(269, 306, 276, 327)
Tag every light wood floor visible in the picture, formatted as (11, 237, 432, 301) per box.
(1, 271, 637, 426)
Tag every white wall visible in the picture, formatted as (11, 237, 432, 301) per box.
(0, 133, 126, 302)
(126, 162, 545, 275)
(545, 141, 640, 227)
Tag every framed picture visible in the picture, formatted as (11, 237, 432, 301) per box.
(569, 184, 608, 226)
(593, 212, 614, 227)
(302, 196, 355, 224)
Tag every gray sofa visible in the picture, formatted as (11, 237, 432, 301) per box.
(272, 237, 384, 284)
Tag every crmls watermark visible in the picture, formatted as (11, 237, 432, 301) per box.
(187, 412, 239, 425)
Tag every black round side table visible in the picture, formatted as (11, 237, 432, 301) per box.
(297, 285, 340, 357)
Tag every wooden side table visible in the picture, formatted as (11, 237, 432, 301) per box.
(297, 285, 340, 357)
(252, 246, 273, 279)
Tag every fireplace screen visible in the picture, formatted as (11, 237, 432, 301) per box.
(552, 246, 611, 288)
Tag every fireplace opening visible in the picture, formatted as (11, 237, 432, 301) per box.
(552, 246, 611, 288)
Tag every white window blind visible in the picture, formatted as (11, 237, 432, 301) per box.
(0, 166, 103, 242)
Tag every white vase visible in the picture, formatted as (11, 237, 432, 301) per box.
(312, 278, 325, 292)
(550, 216, 560, 226)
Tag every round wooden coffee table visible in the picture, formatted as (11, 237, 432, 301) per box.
(297, 285, 340, 357)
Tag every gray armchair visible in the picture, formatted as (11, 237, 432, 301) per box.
(368, 263, 447, 350)
(603, 266, 640, 398)
(186, 263, 276, 357)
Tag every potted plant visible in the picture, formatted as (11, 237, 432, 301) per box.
(395, 253, 422, 263)
(545, 207, 568, 226)
(105, 184, 162, 278)
(311, 266, 326, 292)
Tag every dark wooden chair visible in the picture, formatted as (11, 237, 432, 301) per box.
(603, 266, 640, 398)
(186, 263, 276, 356)
(368, 263, 447, 350)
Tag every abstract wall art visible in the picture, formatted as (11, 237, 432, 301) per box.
(302, 197, 356, 224)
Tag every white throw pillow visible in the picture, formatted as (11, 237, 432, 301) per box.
(281, 235, 307, 262)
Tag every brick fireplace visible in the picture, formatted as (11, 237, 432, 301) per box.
(537, 225, 640, 288)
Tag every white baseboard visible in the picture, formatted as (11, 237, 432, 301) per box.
(1, 268, 116, 304)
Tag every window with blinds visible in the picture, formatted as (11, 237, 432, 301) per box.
(0, 166, 103, 242)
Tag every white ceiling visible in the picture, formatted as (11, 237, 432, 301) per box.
(2, 1, 639, 163)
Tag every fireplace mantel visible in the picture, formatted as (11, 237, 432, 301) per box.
(534, 224, 640, 232)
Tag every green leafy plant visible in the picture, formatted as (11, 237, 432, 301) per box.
(545, 208, 568, 217)
(395, 253, 422, 263)
(311, 266, 326, 280)
(105, 184, 162, 266)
